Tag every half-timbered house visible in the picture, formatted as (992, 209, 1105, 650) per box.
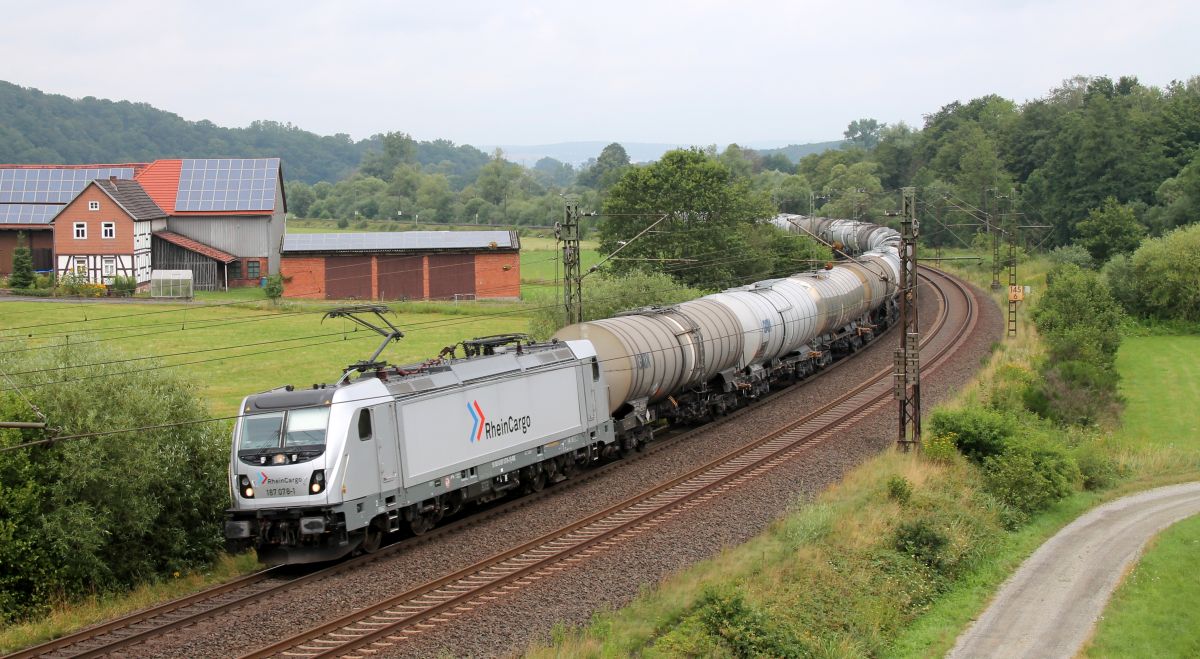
(53, 177, 167, 285)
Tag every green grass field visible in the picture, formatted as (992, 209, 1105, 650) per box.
(1085, 513, 1200, 657)
(1112, 336, 1200, 451)
(0, 299, 530, 416)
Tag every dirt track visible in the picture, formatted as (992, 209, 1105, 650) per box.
(949, 482, 1200, 659)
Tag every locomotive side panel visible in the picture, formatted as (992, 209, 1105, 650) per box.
(398, 363, 588, 484)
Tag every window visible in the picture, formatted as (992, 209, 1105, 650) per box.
(88, 200, 100, 211)
(102, 222, 115, 239)
(102, 258, 116, 277)
(283, 407, 331, 447)
(74, 259, 87, 276)
(247, 260, 261, 279)
(73, 222, 86, 239)
(229, 260, 242, 280)
(357, 409, 373, 441)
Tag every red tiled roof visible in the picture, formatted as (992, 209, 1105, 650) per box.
(152, 230, 239, 264)
(134, 159, 182, 214)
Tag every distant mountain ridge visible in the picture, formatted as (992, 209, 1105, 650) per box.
(488, 140, 842, 167)
(0, 80, 843, 183)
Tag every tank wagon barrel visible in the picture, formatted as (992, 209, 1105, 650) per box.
(224, 215, 902, 565)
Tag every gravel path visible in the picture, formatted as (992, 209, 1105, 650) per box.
(134, 275, 1002, 658)
(949, 482, 1200, 659)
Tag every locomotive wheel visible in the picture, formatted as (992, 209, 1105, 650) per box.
(560, 458, 579, 480)
(527, 469, 547, 493)
(359, 520, 384, 554)
(409, 514, 434, 536)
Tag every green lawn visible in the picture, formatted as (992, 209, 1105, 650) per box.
(1112, 335, 1200, 451)
(1085, 513, 1200, 657)
(0, 299, 530, 416)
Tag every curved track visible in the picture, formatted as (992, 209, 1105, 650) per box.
(8, 267, 974, 659)
(241, 267, 976, 659)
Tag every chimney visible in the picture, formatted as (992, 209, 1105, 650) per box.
(109, 175, 118, 182)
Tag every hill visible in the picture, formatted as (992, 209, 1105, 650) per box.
(0, 81, 371, 183)
(757, 140, 845, 161)
(489, 140, 842, 167)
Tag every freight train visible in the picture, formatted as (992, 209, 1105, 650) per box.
(224, 216, 902, 564)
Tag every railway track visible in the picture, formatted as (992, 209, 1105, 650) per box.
(6, 272, 940, 659)
(239, 267, 977, 659)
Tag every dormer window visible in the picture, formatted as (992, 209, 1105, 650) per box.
(102, 222, 115, 239)
(73, 222, 87, 239)
(88, 201, 100, 211)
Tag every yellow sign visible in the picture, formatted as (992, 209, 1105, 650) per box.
(1009, 285, 1024, 302)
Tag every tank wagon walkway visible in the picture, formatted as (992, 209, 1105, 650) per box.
(949, 482, 1200, 659)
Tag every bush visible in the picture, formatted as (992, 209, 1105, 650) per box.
(928, 407, 1016, 463)
(692, 585, 797, 658)
(922, 431, 959, 463)
(34, 272, 55, 289)
(886, 475, 913, 504)
(1075, 446, 1121, 491)
(982, 438, 1080, 518)
(894, 519, 949, 571)
(264, 274, 284, 300)
(336, 217, 349, 229)
(1047, 244, 1094, 269)
(110, 275, 137, 296)
(1125, 223, 1200, 322)
(0, 341, 229, 623)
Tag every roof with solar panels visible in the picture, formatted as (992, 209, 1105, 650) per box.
(0, 158, 286, 226)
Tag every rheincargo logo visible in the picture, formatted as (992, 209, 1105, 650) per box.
(467, 400, 532, 442)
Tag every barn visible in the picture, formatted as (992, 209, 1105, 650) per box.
(279, 231, 521, 301)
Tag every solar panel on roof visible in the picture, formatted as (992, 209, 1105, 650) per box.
(281, 231, 514, 253)
(174, 158, 279, 212)
(0, 204, 60, 224)
(0, 168, 135, 204)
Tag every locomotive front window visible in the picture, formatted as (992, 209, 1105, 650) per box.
(240, 412, 284, 451)
(283, 407, 331, 448)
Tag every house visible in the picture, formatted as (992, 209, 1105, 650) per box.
(1, 158, 286, 289)
(52, 177, 166, 285)
(279, 231, 521, 301)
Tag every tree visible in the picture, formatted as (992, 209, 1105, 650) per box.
(1074, 197, 1146, 262)
(1125, 223, 1200, 321)
(577, 142, 631, 191)
(1032, 264, 1124, 369)
(843, 118, 885, 150)
(599, 148, 777, 289)
(359, 131, 417, 179)
(819, 161, 886, 221)
(8, 232, 33, 288)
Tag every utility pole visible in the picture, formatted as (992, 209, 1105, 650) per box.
(557, 198, 583, 325)
(895, 187, 921, 452)
(986, 190, 1002, 290)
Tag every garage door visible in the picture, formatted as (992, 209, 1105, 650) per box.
(324, 256, 373, 300)
(427, 254, 475, 300)
(376, 255, 424, 300)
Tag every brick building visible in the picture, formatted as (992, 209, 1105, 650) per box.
(280, 231, 521, 301)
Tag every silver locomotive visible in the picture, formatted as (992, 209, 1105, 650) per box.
(224, 216, 900, 564)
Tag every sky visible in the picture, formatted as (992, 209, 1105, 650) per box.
(3, 1, 1197, 147)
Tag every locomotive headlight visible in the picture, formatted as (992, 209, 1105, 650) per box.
(309, 469, 326, 494)
(238, 474, 255, 499)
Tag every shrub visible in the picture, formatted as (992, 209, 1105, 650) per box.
(982, 438, 1080, 517)
(34, 272, 55, 289)
(1033, 264, 1124, 369)
(886, 475, 912, 504)
(928, 407, 1016, 463)
(1075, 446, 1120, 491)
(693, 584, 797, 658)
(922, 431, 959, 463)
(0, 341, 229, 623)
(1125, 223, 1200, 322)
(336, 217, 349, 229)
(1047, 244, 1094, 269)
(894, 519, 949, 571)
(110, 275, 137, 296)
(264, 274, 284, 300)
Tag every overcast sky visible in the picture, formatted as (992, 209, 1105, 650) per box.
(3, 1, 1197, 147)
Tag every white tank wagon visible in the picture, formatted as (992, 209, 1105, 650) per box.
(554, 214, 902, 440)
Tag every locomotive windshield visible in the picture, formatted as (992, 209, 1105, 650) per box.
(238, 407, 330, 458)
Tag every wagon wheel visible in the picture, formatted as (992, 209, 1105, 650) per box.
(408, 513, 435, 536)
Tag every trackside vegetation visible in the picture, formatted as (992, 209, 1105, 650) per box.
(528, 253, 1200, 658)
(0, 341, 229, 624)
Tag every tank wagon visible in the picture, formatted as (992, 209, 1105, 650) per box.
(225, 216, 901, 564)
